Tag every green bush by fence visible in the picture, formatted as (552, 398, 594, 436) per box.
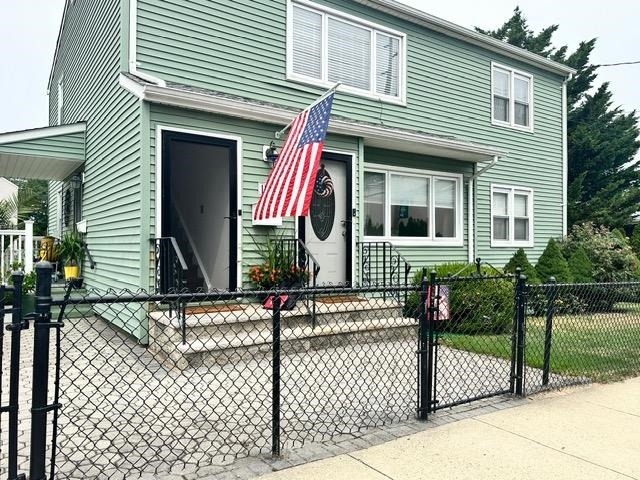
(404, 263, 514, 334)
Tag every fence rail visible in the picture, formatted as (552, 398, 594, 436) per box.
(2, 264, 640, 479)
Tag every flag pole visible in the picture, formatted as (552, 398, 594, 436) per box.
(275, 82, 341, 139)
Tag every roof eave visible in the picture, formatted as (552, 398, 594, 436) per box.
(352, 0, 576, 77)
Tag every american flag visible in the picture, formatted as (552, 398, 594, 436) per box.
(253, 91, 335, 220)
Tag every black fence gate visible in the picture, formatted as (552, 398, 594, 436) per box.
(417, 271, 522, 415)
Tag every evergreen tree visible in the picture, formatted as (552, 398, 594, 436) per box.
(478, 10, 640, 229)
(630, 224, 640, 257)
(504, 248, 539, 283)
(567, 246, 593, 283)
(535, 238, 573, 283)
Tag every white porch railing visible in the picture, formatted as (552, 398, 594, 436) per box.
(0, 220, 34, 284)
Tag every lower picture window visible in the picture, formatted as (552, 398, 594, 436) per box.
(364, 169, 461, 242)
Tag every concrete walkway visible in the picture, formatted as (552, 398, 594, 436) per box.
(256, 377, 640, 480)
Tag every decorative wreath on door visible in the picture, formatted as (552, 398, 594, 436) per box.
(310, 164, 335, 241)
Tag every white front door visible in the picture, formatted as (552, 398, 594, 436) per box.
(304, 158, 350, 285)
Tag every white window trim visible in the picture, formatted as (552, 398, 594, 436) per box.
(363, 165, 464, 247)
(490, 184, 534, 247)
(57, 76, 64, 126)
(491, 62, 534, 133)
(286, 0, 407, 105)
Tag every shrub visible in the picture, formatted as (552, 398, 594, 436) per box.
(535, 238, 573, 283)
(559, 223, 640, 312)
(560, 222, 639, 282)
(404, 262, 514, 334)
(567, 246, 593, 283)
(504, 248, 539, 284)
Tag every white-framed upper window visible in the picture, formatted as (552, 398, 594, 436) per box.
(491, 63, 533, 131)
(57, 76, 64, 125)
(364, 167, 463, 245)
(491, 185, 534, 247)
(288, 0, 406, 103)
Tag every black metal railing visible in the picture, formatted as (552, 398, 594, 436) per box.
(358, 241, 411, 299)
(275, 238, 320, 325)
(81, 241, 96, 269)
(153, 237, 188, 294)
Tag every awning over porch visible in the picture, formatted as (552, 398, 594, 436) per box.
(0, 123, 86, 180)
(120, 74, 508, 163)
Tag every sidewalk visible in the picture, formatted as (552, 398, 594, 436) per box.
(256, 377, 640, 480)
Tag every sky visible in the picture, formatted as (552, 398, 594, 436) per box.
(0, 0, 638, 134)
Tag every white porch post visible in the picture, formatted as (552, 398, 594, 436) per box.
(24, 220, 34, 274)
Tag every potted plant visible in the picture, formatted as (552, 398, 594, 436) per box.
(247, 232, 309, 308)
(58, 231, 85, 280)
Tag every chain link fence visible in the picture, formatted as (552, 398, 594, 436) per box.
(3, 268, 640, 479)
(53, 284, 420, 479)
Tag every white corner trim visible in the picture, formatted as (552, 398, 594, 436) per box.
(0, 122, 86, 145)
(562, 78, 570, 237)
(128, 0, 166, 87)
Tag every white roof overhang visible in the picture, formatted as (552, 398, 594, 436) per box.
(120, 74, 506, 163)
(0, 123, 86, 180)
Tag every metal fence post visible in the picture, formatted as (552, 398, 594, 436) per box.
(542, 277, 557, 386)
(417, 268, 428, 420)
(29, 262, 53, 480)
(515, 273, 527, 396)
(271, 294, 281, 456)
(426, 271, 437, 414)
(510, 268, 521, 394)
(6, 272, 26, 480)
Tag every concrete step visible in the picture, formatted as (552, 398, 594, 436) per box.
(149, 298, 403, 343)
(148, 299, 414, 369)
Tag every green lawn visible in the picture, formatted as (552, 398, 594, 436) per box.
(440, 303, 640, 383)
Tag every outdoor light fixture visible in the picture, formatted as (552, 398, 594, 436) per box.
(70, 173, 82, 189)
(264, 141, 279, 165)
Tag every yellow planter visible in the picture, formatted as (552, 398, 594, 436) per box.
(64, 266, 81, 279)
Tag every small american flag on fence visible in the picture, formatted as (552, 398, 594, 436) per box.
(253, 90, 335, 220)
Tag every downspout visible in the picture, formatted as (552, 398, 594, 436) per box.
(468, 155, 499, 263)
(128, 0, 166, 86)
(561, 74, 572, 236)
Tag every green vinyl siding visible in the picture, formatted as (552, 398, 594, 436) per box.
(364, 147, 472, 267)
(136, 0, 564, 265)
(148, 104, 359, 287)
(0, 130, 85, 161)
(49, 0, 145, 337)
(47, 181, 63, 237)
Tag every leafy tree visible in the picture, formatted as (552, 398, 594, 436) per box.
(0, 200, 13, 229)
(478, 10, 640, 229)
(560, 222, 638, 282)
(5, 179, 48, 236)
(535, 238, 573, 283)
(504, 248, 539, 283)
